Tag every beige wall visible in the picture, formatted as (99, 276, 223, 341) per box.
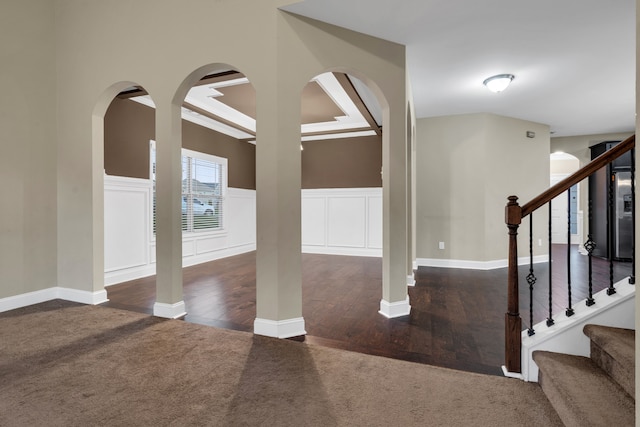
(550, 157, 580, 176)
(551, 132, 633, 166)
(49, 0, 409, 325)
(276, 12, 409, 304)
(415, 113, 550, 262)
(0, 0, 57, 298)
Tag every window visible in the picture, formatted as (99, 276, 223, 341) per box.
(151, 142, 227, 234)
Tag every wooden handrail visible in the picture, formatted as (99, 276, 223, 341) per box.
(504, 133, 635, 375)
(521, 134, 635, 217)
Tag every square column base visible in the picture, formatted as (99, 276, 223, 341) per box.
(254, 317, 306, 339)
(153, 301, 187, 319)
(407, 274, 416, 287)
(379, 296, 411, 318)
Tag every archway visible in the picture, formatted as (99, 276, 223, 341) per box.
(102, 85, 157, 290)
(171, 65, 258, 329)
(93, 81, 155, 304)
(550, 152, 581, 245)
(300, 69, 408, 347)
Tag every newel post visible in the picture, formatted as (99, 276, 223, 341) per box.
(505, 195, 522, 373)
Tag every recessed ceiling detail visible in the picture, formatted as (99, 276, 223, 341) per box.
(186, 79, 256, 134)
(301, 81, 346, 124)
(127, 71, 382, 143)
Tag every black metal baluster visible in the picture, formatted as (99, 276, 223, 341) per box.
(631, 148, 636, 285)
(547, 202, 554, 326)
(566, 189, 574, 316)
(607, 172, 616, 295)
(585, 199, 596, 306)
(527, 213, 536, 336)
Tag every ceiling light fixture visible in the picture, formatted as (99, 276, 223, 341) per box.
(483, 74, 514, 93)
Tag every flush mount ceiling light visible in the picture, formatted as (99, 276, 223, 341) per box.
(483, 74, 514, 93)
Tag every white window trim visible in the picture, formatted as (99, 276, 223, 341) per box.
(150, 140, 228, 239)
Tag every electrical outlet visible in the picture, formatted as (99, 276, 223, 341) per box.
(439, 241, 445, 250)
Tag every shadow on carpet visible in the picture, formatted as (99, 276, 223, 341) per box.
(0, 300, 562, 426)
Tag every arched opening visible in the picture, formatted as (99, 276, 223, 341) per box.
(91, 82, 156, 307)
(299, 70, 390, 349)
(99, 67, 260, 327)
(96, 66, 410, 348)
(102, 85, 157, 294)
(550, 152, 581, 246)
(172, 65, 257, 329)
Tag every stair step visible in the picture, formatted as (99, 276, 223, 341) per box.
(533, 350, 634, 427)
(583, 324, 635, 399)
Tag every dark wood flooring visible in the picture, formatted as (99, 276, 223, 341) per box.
(102, 245, 632, 376)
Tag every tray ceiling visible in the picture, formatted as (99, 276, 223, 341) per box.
(123, 71, 382, 143)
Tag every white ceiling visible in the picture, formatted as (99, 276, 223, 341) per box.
(281, 0, 636, 137)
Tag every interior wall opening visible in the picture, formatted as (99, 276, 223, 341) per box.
(550, 152, 581, 245)
(299, 70, 387, 346)
(101, 69, 259, 327)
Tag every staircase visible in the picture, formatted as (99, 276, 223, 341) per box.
(533, 324, 635, 426)
(503, 134, 636, 377)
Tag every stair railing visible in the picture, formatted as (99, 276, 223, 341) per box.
(504, 134, 635, 374)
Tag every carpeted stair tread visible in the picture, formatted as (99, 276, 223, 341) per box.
(583, 324, 635, 399)
(533, 350, 634, 427)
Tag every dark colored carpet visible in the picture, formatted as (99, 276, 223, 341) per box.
(0, 300, 563, 426)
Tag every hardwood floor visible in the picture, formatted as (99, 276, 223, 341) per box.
(102, 245, 633, 376)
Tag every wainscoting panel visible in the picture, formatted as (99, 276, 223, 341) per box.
(182, 240, 196, 258)
(327, 196, 367, 248)
(104, 176, 150, 273)
(367, 195, 383, 249)
(225, 188, 257, 249)
(104, 175, 257, 285)
(194, 234, 227, 254)
(302, 188, 382, 257)
(302, 197, 327, 246)
(105, 179, 382, 285)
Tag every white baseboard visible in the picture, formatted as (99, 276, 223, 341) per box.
(302, 245, 382, 258)
(105, 243, 257, 286)
(153, 301, 187, 319)
(407, 274, 416, 287)
(0, 288, 57, 313)
(105, 265, 156, 286)
(416, 255, 548, 271)
(502, 366, 524, 380)
(0, 287, 109, 313)
(254, 317, 306, 338)
(379, 296, 411, 318)
(58, 288, 109, 305)
(183, 243, 257, 268)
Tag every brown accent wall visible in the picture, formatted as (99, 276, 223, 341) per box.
(104, 98, 256, 189)
(104, 98, 154, 179)
(105, 98, 382, 190)
(182, 121, 255, 190)
(301, 135, 382, 188)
